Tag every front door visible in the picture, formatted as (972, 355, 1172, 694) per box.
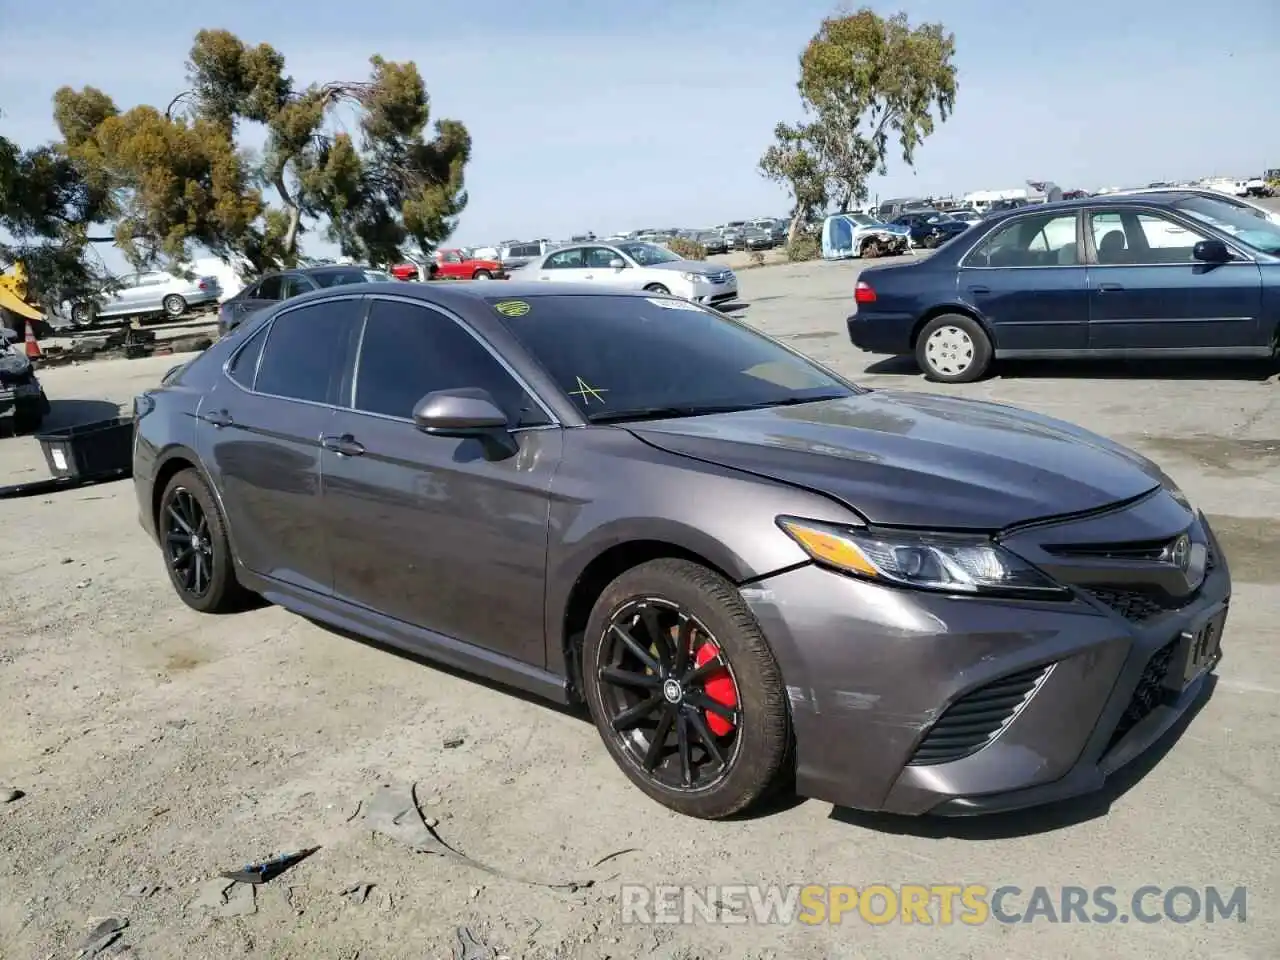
(1085, 207, 1264, 350)
(958, 209, 1089, 352)
(197, 295, 363, 595)
(581, 246, 632, 288)
(322, 296, 560, 666)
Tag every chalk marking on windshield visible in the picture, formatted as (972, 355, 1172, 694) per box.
(568, 376, 608, 404)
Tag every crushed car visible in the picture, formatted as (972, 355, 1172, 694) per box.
(820, 213, 911, 260)
(0, 325, 49, 435)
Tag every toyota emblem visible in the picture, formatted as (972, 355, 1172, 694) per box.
(1169, 534, 1191, 571)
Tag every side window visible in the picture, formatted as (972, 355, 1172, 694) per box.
(441, 251, 462, 264)
(584, 246, 620, 269)
(965, 213, 1078, 267)
(544, 248, 585, 270)
(353, 299, 550, 427)
(1134, 213, 1204, 259)
(256, 276, 284, 300)
(254, 299, 360, 403)
(226, 325, 268, 389)
(280, 275, 315, 299)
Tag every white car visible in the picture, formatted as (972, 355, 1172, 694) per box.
(517, 240, 738, 306)
(1112, 187, 1280, 226)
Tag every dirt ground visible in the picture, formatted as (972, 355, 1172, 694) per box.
(1, 262, 1278, 960)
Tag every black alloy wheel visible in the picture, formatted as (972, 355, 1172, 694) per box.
(164, 486, 215, 598)
(597, 597, 742, 793)
(582, 558, 791, 819)
(158, 468, 251, 614)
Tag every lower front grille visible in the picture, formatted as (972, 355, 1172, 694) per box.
(1106, 638, 1179, 752)
(908, 664, 1052, 766)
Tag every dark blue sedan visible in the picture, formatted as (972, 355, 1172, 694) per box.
(848, 192, 1280, 381)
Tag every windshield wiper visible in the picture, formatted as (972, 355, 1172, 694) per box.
(586, 395, 849, 424)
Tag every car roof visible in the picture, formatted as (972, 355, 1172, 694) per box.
(982, 191, 1206, 221)
(280, 279, 660, 307)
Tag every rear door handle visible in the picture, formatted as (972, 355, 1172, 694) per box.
(321, 434, 365, 457)
(200, 409, 233, 428)
(1098, 283, 1124, 292)
(583, 274, 594, 280)
(969, 286, 991, 295)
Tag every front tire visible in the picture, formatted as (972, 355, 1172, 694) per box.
(643, 283, 670, 295)
(915, 313, 993, 383)
(158, 468, 250, 614)
(472, 269, 492, 280)
(581, 558, 791, 820)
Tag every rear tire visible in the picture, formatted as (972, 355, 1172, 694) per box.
(70, 303, 95, 328)
(162, 294, 187, 318)
(581, 558, 791, 820)
(915, 313, 993, 383)
(158, 468, 251, 614)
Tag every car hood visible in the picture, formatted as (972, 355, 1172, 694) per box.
(626, 391, 1165, 530)
(646, 260, 726, 276)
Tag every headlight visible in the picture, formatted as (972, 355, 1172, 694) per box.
(777, 516, 1068, 598)
(679, 272, 707, 283)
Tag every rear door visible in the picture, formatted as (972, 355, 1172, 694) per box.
(228, 274, 285, 326)
(1084, 206, 1264, 350)
(957, 209, 1089, 351)
(537, 246, 591, 284)
(197, 295, 364, 595)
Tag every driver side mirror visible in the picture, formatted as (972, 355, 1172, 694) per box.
(411, 387, 518, 459)
(1193, 239, 1232, 263)
(609, 258, 626, 270)
(0, 327, 16, 343)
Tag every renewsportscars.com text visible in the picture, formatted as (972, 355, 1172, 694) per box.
(619, 884, 1248, 926)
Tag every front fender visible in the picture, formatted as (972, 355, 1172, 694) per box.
(543, 428, 860, 673)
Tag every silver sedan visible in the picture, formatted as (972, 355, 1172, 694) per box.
(70, 270, 222, 327)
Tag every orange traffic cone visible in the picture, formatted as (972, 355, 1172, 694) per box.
(23, 322, 41, 359)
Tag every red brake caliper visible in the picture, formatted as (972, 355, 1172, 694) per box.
(694, 642, 738, 737)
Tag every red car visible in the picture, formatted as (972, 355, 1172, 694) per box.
(390, 249, 505, 281)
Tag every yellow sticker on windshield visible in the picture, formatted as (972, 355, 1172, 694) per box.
(493, 299, 530, 317)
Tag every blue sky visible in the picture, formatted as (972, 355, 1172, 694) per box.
(2, 0, 1277, 260)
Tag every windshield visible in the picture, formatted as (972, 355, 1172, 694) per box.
(492, 294, 856, 421)
(314, 269, 390, 287)
(846, 214, 881, 226)
(1173, 195, 1280, 254)
(616, 241, 682, 265)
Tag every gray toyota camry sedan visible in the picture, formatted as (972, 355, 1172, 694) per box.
(132, 281, 1229, 820)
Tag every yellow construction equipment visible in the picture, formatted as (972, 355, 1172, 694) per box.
(0, 263, 44, 324)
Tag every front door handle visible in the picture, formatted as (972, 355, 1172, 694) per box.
(583, 274, 594, 280)
(1098, 282, 1124, 292)
(969, 286, 991, 295)
(200, 409, 233, 428)
(322, 434, 365, 457)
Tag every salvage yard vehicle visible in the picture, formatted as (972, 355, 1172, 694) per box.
(427, 248, 506, 281)
(0, 325, 49, 435)
(216, 265, 393, 336)
(517, 240, 737, 306)
(133, 281, 1229, 821)
(820, 213, 911, 260)
(848, 192, 1280, 382)
(70, 270, 221, 328)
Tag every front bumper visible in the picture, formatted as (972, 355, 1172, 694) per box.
(690, 274, 738, 305)
(743, 518, 1231, 816)
(0, 382, 45, 418)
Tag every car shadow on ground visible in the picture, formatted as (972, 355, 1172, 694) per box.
(42, 398, 123, 430)
(864, 355, 1280, 382)
(828, 675, 1216, 839)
